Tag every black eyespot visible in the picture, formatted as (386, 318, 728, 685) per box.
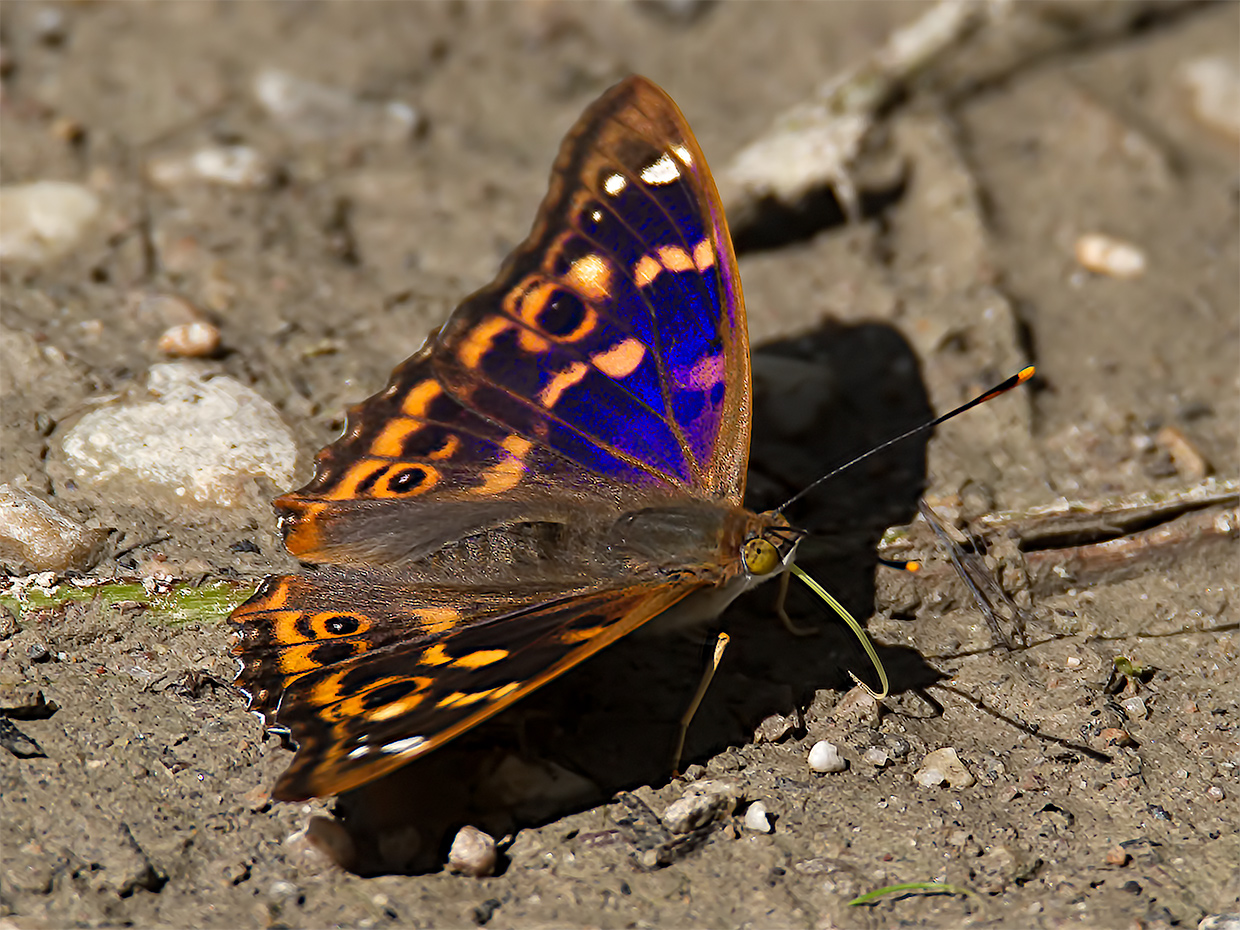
(323, 615, 360, 636)
(539, 292, 588, 337)
(310, 641, 356, 667)
(388, 466, 428, 494)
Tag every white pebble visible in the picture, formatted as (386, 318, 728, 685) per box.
(915, 748, 976, 789)
(146, 145, 272, 189)
(1121, 695, 1148, 720)
(0, 483, 107, 571)
(662, 778, 742, 834)
(267, 879, 300, 901)
(254, 68, 419, 144)
(157, 321, 221, 358)
(57, 362, 296, 508)
(0, 181, 101, 265)
(743, 801, 772, 833)
(447, 825, 496, 878)
(808, 740, 847, 773)
(1180, 56, 1240, 140)
(863, 747, 891, 768)
(1074, 233, 1146, 279)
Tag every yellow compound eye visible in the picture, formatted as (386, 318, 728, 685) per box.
(743, 536, 781, 576)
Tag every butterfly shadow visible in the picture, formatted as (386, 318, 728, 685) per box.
(320, 320, 945, 875)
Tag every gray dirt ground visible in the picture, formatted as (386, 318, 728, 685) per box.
(1, 2, 1238, 928)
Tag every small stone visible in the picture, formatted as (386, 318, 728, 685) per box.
(1155, 426, 1212, 481)
(146, 145, 273, 189)
(1098, 727, 1134, 748)
(862, 746, 891, 767)
(157, 321, 221, 358)
(826, 684, 881, 726)
(1120, 696, 1148, 720)
(1199, 916, 1240, 930)
(0, 484, 108, 571)
(662, 778, 742, 833)
(1074, 233, 1147, 279)
(0, 181, 101, 265)
(254, 68, 419, 144)
(1180, 56, 1240, 140)
(1205, 785, 1225, 802)
(0, 605, 18, 639)
(885, 737, 911, 759)
(915, 748, 975, 789)
(267, 879, 301, 902)
(57, 362, 296, 509)
(807, 740, 847, 773)
(448, 826, 497, 878)
(743, 801, 772, 834)
(1106, 845, 1130, 866)
(754, 711, 796, 743)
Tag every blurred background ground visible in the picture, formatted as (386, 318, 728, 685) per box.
(0, 2, 1236, 928)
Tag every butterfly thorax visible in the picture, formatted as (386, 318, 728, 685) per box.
(637, 506, 797, 634)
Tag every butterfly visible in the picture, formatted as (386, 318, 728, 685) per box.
(230, 75, 804, 802)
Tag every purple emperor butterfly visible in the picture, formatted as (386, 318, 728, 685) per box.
(231, 75, 802, 802)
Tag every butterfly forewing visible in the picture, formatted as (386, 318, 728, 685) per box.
(434, 77, 751, 499)
(277, 76, 749, 545)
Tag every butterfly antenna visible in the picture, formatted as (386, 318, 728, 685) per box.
(774, 366, 1035, 515)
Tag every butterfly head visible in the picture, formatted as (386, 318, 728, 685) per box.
(741, 512, 803, 579)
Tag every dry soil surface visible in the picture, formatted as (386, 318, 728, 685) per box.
(1, 2, 1237, 929)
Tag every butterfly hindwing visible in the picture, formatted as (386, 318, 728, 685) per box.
(232, 571, 701, 800)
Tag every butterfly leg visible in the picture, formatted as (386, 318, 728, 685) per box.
(774, 571, 819, 637)
(670, 631, 730, 776)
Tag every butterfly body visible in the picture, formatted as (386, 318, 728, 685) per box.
(232, 76, 800, 802)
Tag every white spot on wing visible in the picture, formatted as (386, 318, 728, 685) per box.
(641, 153, 680, 185)
(603, 173, 627, 196)
(671, 144, 692, 166)
(381, 735, 427, 755)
